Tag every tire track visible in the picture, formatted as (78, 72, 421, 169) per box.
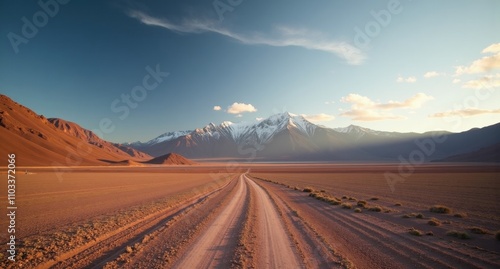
(39, 177, 233, 269)
(172, 175, 248, 268)
(245, 175, 303, 268)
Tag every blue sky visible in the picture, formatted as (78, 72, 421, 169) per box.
(1, 0, 499, 143)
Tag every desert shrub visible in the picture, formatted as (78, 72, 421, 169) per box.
(368, 206, 382, 212)
(447, 230, 471, 239)
(354, 208, 362, 213)
(496, 231, 500, 241)
(426, 231, 434, 236)
(348, 197, 357, 201)
(402, 214, 411, 218)
(468, 227, 489, 234)
(453, 212, 467, 218)
(394, 203, 402, 206)
(320, 190, 326, 193)
(370, 197, 379, 201)
(341, 202, 353, 209)
(328, 198, 342, 205)
(126, 246, 133, 253)
(427, 218, 441, 226)
(303, 187, 314, 193)
(409, 228, 422, 236)
(357, 200, 367, 207)
(325, 196, 341, 205)
(342, 195, 348, 199)
(416, 213, 424, 219)
(293, 186, 300, 191)
(430, 205, 451, 214)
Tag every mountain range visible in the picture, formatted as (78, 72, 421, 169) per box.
(1, 94, 499, 165)
(128, 112, 500, 162)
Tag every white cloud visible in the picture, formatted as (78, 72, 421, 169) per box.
(340, 93, 434, 121)
(397, 76, 417, 83)
(256, 117, 264, 121)
(424, 71, 441, 78)
(482, 43, 500, 54)
(452, 78, 461, 84)
(455, 43, 500, 75)
(227, 102, 257, 114)
(213, 105, 221, 111)
(127, 10, 365, 65)
(430, 108, 500, 118)
(324, 101, 335, 105)
(462, 74, 500, 89)
(301, 113, 335, 122)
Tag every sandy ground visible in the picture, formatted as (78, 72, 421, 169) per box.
(0, 164, 498, 268)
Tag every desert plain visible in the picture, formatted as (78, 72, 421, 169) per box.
(0, 163, 499, 269)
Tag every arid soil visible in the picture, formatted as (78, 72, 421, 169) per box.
(0, 164, 499, 268)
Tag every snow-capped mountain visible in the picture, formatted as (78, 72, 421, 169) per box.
(128, 112, 500, 161)
(127, 131, 192, 146)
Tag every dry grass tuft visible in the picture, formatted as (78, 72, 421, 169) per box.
(427, 218, 441, 226)
(303, 187, 314, 193)
(394, 203, 402, 206)
(430, 205, 452, 214)
(341, 202, 353, 209)
(368, 206, 382, 212)
(447, 230, 471, 239)
(357, 200, 367, 208)
(416, 213, 424, 219)
(453, 212, 467, 218)
(354, 208, 362, 213)
(468, 227, 489, 235)
(409, 228, 422, 236)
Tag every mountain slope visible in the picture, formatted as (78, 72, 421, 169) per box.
(435, 142, 500, 163)
(0, 94, 151, 166)
(145, 153, 196, 165)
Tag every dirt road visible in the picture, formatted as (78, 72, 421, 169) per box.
(5, 167, 496, 268)
(173, 174, 302, 268)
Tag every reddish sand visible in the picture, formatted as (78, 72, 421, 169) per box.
(0, 164, 498, 268)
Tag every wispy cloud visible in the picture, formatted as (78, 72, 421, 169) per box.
(340, 93, 433, 121)
(430, 108, 500, 118)
(462, 74, 500, 89)
(301, 113, 335, 122)
(455, 43, 500, 75)
(127, 10, 365, 65)
(339, 109, 404, 121)
(396, 76, 417, 83)
(227, 102, 257, 114)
